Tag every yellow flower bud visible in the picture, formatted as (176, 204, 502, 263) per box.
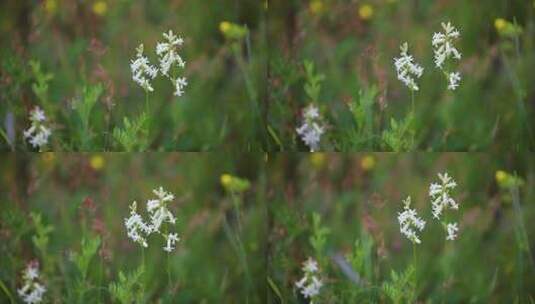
(92, 1, 108, 16)
(90, 155, 105, 171)
(495, 170, 508, 184)
(494, 18, 507, 33)
(358, 4, 374, 21)
(360, 155, 376, 171)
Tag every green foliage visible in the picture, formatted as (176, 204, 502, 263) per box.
(382, 113, 415, 152)
(30, 212, 54, 259)
(382, 265, 416, 304)
(309, 212, 330, 258)
(112, 113, 150, 151)
(346, 234, 374, 283)
(72, 236, 101, 280)
(303, 60, 325, 102)
(72, 84, 103, 149)
(29, 60, 54, 105)
(109, 266, 145, 304)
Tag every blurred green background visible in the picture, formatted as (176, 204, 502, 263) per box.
(267, 153, 535, 302)
(0, 0, 267, 151)
(0, 153, 267, 303)
(268, 0, 535, 151)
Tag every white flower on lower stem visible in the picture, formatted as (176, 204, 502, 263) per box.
(429, 172, 458, 220)
(398, 196, 426, 244)
(296, 104, 325, 152)
(24, 107, 51, 150)
(173, 77, 188, 97)
(432, 22, 461, 69)
(447, 72, 461, 90)
(124, 187, 180, 252)
(295, 257, 323, 302)
(156, 30, 186, 77)
(18, 261, 46, 304)
(130, 44, 159, 92)
(394, 42, 424, 91)
(163, 233, 180, 252)
(446, 222, 459, 240)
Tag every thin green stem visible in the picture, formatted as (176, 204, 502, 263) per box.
(0, 280, 15, 304)
(410, 90, 415, 115)
(167, 253, 172, 289)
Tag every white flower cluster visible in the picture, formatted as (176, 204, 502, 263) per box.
(432, 22, 462, 90)
(296, 104, 325, 152)
(131, 44, 159, 92)
(130, 30, 188, 97)
(398, 196, 426, 244)
(429, 172, 460, 240)
(295, 257, 323, 303)
(124, 186, 180, 252)
(18, 261, 46, 304)
(23, 107, 51, 150)
(394, 42, 424, 91)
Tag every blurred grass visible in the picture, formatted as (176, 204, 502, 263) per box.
(267, 153, 535, 302)
(268, 0, 535, 151)
(0, 153, 267, 303)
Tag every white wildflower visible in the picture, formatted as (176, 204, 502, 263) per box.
(295, 257, 323, 302)
(124, 201, 152, 248)
(156, 30, 186, 77)
(394, 42, 424, 91)
(124, 187, 180, 252)
(163, 232, 180, 252)
(156, 30, 188, 98)
(296, 104, 325, 152)
(24, 106, 51, 151)
(432, 22, 462, 69)
(429, 172, 458, 220)
(446, 222, 459, 241)
(18, 261, 46, 304)
(398, 196, 426, 244)
(447, 72, 461, 90)
(130, 44, 159, 92)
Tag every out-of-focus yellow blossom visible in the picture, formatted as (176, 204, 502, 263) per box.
(44, 0, 57, 14)
(360, 155, 376, 171)
(495, 170, 507, 184)
(220, 174, 250, 193)
(494, 18, 523, 38)
(90, 155, 105, 171)
(92, 1, 108, 16)
(309, 0, 325, 15)
(219, 21, 248, 40)
(495, 170, 524, 189)
(494, 18, 507, 32)
(358, 4, 374, 21)
(309, 153, 326, 169)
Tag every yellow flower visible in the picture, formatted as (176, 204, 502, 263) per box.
(360, 155, 376, 171)
(309, 153, 326, 169)
(44, 0, 57, 14)
(358, 4, 374, 21)
(494, 18, 507, 33)
(495, 170, 507, 184)
(90, 155, 105, 171)
(219, 21, 231, 34)
(309, 0, 324, 15)
(220, 173, 233, 187)
(92, 1, 107, 16)
(219, 21, 248, 40)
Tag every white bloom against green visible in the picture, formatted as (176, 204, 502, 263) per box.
(429, 172, 460, 241)
(446, 222, 459, 241)
(124, 186, 180, 252)
(24, 106, 51, 150)
(448, 72, 461, 90)
(130, 44, 159, 92)
(156, 30, 188, 97)
(18, 260, 46, 304)
(295, 257, 323, 302)
(296, 104, 325, 152)
(429, 172, 458, 219)
(432, 22, 461, 69)
(398, 196, 426, 244)
(394, 42, 424, 91)
(432, 22, 462, 90)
